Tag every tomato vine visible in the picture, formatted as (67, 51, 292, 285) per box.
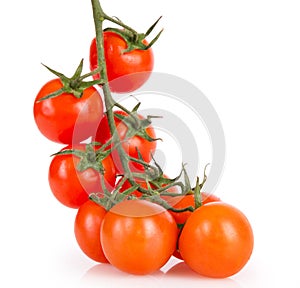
(89, 0, 199, 210)
(34, 0, 208, 211)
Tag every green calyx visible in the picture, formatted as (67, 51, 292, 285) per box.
(114, 103, 162, 143)
(51, 143, 110, 174)
(37, 59, 104, 102)
(193, 164, 209, 209)
(104, 16, 163, 53)
(138, 157, 184, 195)
(90, 176, 140, 210)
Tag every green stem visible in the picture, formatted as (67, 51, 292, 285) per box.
(129, 157, 155, 169)
(91, 0, 133, 180)
(194, 177, 202, 209)
(114, 102, 134, 115)
(157, 182, 186, 194)
(103, 14, 139, 35)
(90, 0, 189, 203)
(78, 67, 101, 82)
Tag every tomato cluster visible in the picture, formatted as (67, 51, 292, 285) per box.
(33, 0, 254, 280)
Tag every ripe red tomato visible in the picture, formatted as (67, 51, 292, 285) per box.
(33, 78, 103, 144)
(94, 110, 157, 173)
(166, 192, 221, 225)
(179, 202, 254, 278)
(48, 144, 116, 209)
(74, 200, 108, 263)
(100, 199, 178, 275)
(89, 31, 154, 93)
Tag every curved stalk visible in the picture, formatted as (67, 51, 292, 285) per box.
(90, 0, 188, 200)
(103, 14, 139, 36)
(91, 0, 134, 181)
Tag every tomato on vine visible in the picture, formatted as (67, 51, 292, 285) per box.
(179, 202, 254, 278)
(100, 199, 178, 275)
(48, 144, 116, 209)
(33, 60, 103, 144)
(90, 31, 154, 93)
(74, 200, 108, 263)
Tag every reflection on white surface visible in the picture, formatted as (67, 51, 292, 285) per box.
(79, 263, 164, 288)
(78, 257, 243, 288)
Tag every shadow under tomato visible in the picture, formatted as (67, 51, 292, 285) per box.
(163, 261, 244, 288)
(78, 260, 244, 288)
(79, 263, 164, 288)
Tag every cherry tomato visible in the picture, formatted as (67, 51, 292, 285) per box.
(94, 110, 157, 173)
(34, 78, 103, 144)
(74, 200, 108, 263)
(179, 202, 254, 278)
(48, 144, 116, 209)
(90, 31, 154, 93)
(100, 199, 178, 275)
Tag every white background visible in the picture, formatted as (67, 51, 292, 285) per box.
(1, 0, 300, 287)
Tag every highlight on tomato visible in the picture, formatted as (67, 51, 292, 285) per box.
(100, 199, 178, 275)
(48, 144, 116, 209)
(74, 200, 108, 263)
(178, 202, 254, 278)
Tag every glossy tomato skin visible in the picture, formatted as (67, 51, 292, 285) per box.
(101, 200, 178, 275)
(48, 144, 116, 209)
(89, 31, 154, 93)
(179, 202, 254, 278)
(74, 200, 108, 263)
(94, 110, 157, 173)
(34, 78, 103, 144)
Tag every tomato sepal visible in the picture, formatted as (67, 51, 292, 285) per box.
(192, 163, 209, 209)
(89, 179, 140, 211)
(51, 142, 111, 174)
(114, 109, 161, 142)
(103, 16, 163, 54)
(37, 59, 104, 102)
